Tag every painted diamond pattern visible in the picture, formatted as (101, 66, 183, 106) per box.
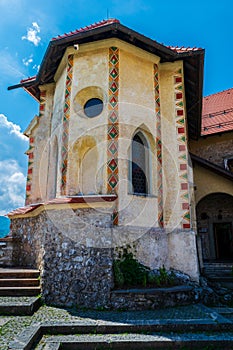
(109, 81, 118, 93)
(108, 47, 119, 223)
(108, 174, 118, 188)
(108, 141, 117, 155)
(109, 111, 118, 123)
(108, 125, 118, 139)
(174, 68, 190, 229)
(25, 124, 37, 205)
(61, 54, 73, 195)
(110, 54, 119, 65)
(109, 96, 117, 108)
(108, 158, 118, 171)
(154, 64, 163, 228)
(110, 68, 118, 79)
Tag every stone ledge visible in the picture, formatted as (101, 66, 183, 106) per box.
(9, 319, 233, 350)
(111, 285, 197, 310)
(0, 296, 41, 315)
(112, 285, 193, 294)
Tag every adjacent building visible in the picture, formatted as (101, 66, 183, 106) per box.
(190, 89, 233, 263)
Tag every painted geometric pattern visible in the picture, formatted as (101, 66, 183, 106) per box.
(25, 136, 35, 204)
(39, 90, 46, 117)
(108, 47, 119, 225)
(154, 64, 163, 228)
(61, 54, 73, 195)
(174, 69, 191, 229)
(26, 90, 46, 204)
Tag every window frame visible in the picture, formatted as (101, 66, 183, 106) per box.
(129, 131, 150, 196)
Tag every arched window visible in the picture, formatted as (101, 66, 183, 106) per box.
(131, 132, 149, 195)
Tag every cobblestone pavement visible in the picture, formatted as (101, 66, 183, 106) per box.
(0, 302, 233, 350)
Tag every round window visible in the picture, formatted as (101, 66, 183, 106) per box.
(84, 98, 103, 118)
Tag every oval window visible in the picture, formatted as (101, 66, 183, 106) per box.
(84, 98, 103, 118)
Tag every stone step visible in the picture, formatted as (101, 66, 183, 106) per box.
(40, 333, 233, 349)
(10, 321, 233, 350)
(0, 296, 41, 315)
(0, 268, 40, 279)
(0, 286, 41, 296)
(0, 278, 40, 287)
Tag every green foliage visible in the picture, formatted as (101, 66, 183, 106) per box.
(153, 265, 176, 287)
(113, 247, 176, 289)
(113, 250, 149, 288)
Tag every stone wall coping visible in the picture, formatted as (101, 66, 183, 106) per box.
(7, 195, 117, 219)
(111, 285, 193, 294)
(0, 235, 13, 242)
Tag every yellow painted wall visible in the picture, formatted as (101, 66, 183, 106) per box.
(194, 164, 233, 204)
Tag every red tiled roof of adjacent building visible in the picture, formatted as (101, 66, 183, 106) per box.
(202, 88, 233, 136)
(7, 195, 117, 217)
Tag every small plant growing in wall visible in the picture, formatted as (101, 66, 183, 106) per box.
(113, 246, 149, 288)
(113, 246, 177, 289)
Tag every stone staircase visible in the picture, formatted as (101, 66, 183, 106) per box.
(0, 268, 41, 315)
(203, 262, 233, 289)
(0, 268, 41, 296)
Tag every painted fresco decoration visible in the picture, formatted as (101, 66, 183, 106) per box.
(174, 69, 191, 229)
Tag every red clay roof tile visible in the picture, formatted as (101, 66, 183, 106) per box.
(202, 88, 233, 135)
(20, 76, 37, 84)
(52, 18, 120, 41)
(167, 45, 202, 53)
(7, 195, 117, 217)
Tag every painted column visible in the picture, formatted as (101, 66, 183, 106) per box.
(60, 54, 74, 195)
(107, 47, 119, 225)
(154, 64, 164, 228)
(174, 68, 191, 229)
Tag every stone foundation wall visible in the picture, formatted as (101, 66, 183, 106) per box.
(11, 208, 114, 308)
(0, 237, 14, 267)
(111, 285, 197, 310)
(10, 207, 199, 307)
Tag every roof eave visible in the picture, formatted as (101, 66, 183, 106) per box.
(8, 22, 204, 140)
(191, 153, 233, 181)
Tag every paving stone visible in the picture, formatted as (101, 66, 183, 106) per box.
(0, 303, 233, 350)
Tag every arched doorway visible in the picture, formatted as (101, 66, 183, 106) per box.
(196, 193, 233, 261)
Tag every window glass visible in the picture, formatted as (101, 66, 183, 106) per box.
(84, 98, 103, 118)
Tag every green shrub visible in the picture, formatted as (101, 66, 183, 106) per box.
(113, 251, 149, 288)
(113, 248, 176, 289)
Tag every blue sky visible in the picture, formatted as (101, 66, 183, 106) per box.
(0, 0, 233, 214)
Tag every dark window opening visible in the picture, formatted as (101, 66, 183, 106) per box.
(84, 98, 103, 118)
(227, 159, 233, 172)
(131, 133, 149, 195)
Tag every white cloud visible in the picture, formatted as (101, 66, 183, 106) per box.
(22, 22, 41, 46)
(33, 64, 40, 72)
(0, 114, 27, 141)
(0, 114, 28, 215)
(23, 55, 33, 67)
(0, 159, 26, 215)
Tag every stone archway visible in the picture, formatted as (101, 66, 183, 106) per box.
(196, 193, 233, 262)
